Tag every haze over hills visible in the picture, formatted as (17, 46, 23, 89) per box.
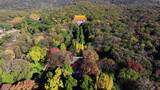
(0, 0, 160, 9)
(0, 0, 74, 9)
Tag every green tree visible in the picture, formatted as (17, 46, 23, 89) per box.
(0, 59, 32, 84)
(65, 75, 77, 90)
(1, 72, 14, 84)
(60, 43, 66, 51)
(63, 64, 73, 76)
(118, 68, 141, 81)
(31, 62, 44, 74)
(80, 75, 94, 90)
(27, 46, 46, 74)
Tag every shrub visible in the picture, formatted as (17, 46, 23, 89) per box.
(0, 23, 12, 31)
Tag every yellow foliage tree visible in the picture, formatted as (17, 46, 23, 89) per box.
(73, 39, 85, 53)
(45, 67, 64, 90)
(96, 73, 113, 90)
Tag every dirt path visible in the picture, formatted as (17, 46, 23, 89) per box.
(0, 29, 19, 39)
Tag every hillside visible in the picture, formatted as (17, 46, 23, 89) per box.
(0, 0, 160, 9)
(0, 2, 160, 90)
(0, 0, 74, 9)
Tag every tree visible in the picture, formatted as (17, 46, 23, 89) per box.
(2, 49, 15, 61)
(45, 67, 64, 90)
(27, 46, 46, 74)
(98, 58, 118, 73)
(62, 64, 74, 76)
(65, 75, 77, 90)
(118, 68, 141, 81)
(80, 61, 100, 76)
(71, 24, 86, 53)
(82, 48, 99, 62)
(0, 59, 33, 84)
(80, 75, 94, 90)
(27, 46, 47, 62)
(10, 80, 38, 90)
(80, 49, 100, 76)
(96, 73, 114, 90)
(47, 50, 73, 67)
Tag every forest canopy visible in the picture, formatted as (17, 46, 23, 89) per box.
(0, 2, 160, 90)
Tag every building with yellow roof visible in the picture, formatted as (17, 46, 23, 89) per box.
(73, 15, 87, 25)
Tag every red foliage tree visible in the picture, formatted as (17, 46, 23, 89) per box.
(47, 48, 73, 67)
(48, 48, 60, 58)
(127, 59, 144, 72)
(80, 49, 100, 76)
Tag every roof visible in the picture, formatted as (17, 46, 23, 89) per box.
(74, 15, 87, 21)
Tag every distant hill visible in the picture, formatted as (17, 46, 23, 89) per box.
(0, 0, 160, 9)
(0, 0, 74, 9)
(107, 0, 160, 7)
